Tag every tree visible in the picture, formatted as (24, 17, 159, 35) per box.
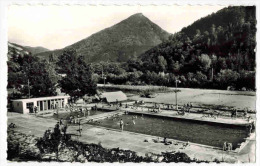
(127, 71, 143, 85)
(21, 59, 57, 97)
(215, 69, 240, 89)
(58, 50, 97, 101)
(193, 29, 202, 42)
(7, 61, 25, 88)
(36, 123, 70, 161)
(157, 56, 167, 72)
(198, 54, 212, 72)
(56, 49, 78, 74)
(195, 71, 208, 86)
(45, 60, 60, 86)
(173, 61, 181, 73)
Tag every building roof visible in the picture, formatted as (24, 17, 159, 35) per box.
(12, 96, 70, 102)
(101, 91, 127, 103)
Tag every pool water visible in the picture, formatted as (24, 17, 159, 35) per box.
(53, 110, 108, 121)
(88, 114, 249, 149)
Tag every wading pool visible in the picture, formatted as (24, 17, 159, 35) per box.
(88, 113, 249, 149)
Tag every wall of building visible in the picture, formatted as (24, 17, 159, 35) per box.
(12, 97, 70, 114)
(12, 101, 24, 114)
(23, 102, 28, 114)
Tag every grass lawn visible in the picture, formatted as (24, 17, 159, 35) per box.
(128, 87, 256, 111)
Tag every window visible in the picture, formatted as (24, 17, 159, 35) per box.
(26, 102, 34, 109)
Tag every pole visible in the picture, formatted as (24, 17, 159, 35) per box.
(211, 67, 214, 81)
(102, 65, 106, 86)
(28, 79, 30, 98)
(175, 80, 178, 111)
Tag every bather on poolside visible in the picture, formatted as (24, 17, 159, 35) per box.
(223, 142, 227, 151)
(120, 119, 124, 131)
(227, 143, 232, 151)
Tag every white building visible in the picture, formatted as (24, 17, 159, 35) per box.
(100, 91, 127, 103)
(12, 96, 70, 114)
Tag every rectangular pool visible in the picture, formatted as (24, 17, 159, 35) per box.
(88, 113, 249, 149)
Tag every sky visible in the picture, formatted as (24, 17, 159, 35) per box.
(8, 5, 226, 50)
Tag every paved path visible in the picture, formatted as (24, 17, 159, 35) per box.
(8, 112, 255, 163)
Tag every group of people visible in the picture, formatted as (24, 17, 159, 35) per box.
(107, 100, 124, 110)
(223, 142, 233, 151)
(51, 101, 62, 110)
(42, 120, 68, 141)
(231, 109, 252, 122)
(69, 115, 81, 124)
(148, 107, 162, 113)
(118, 114, 144, 131)
(182, 103, 193, 112)
(66, 104, 92, 116)
(177, 108, 185, 115)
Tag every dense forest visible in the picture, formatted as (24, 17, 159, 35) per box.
(92, 6, 256, 90)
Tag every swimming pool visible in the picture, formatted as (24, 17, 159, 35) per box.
(88, 113, 249, 149)
(52, 109, 109, 120)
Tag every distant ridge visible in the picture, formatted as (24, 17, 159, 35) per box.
(8, 42, 50, 56)
(24, 46, 49, 55)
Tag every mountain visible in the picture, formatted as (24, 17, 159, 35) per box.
(180, 6, 256, 39)
(24, 46, 49, 55)
(8, 42, 50, 59)
(8, 42, 30, 60)
(36, 13, 170, 62)
(140, 6, 256, 72)
(125, 6, 256, 90)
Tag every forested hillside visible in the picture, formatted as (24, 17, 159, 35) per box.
(99, 6, 256, 90)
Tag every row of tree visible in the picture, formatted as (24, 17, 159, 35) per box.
(8, 53, 58, 97)
(8, 49, 97, 101)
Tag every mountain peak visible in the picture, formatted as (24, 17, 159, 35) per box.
(127, 13, 147, 20)
(36, 13, 170, 62)
(132, 13, 144, 17)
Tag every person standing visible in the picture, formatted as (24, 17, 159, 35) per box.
(77, 115, 81, 124)
(83, 108, 86, 117)
(132, 116, 135, 125)
(223, 142, 227, 151)
(248, 123, 253, 134)
(34, 106, 38, 114)
(69, 115, 73, 124)
(77, 121, 82, 136)
(59, 118, 63, 125)
(120, 119, 124, 131)
(87, 109, 90, 117)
